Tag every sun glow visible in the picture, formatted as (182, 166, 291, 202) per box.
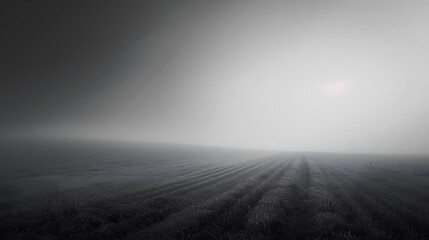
(324, 82, 346, 95)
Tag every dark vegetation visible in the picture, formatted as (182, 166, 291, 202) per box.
(0, 141, 428, 239)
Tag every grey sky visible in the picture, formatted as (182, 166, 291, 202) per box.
(3, 1, 429, 154)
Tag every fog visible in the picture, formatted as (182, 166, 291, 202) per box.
(2, 0, 429, 154)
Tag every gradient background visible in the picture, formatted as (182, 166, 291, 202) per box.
(2, 0, 429, 154)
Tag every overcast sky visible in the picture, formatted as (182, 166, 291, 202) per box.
(2, 0, 429, 154)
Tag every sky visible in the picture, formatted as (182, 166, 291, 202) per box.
(2, 0, 429, 154)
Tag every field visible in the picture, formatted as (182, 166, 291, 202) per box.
(0, 140, 428, 239)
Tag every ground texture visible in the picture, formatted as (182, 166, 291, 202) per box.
(1, 142, 428, 239)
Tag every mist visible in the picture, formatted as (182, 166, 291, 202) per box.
(3, 2, 429, 239)
(2, 0, 429, 154)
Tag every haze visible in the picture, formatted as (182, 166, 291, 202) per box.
(2, 0, 429, 154)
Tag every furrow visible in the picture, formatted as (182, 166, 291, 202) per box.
(128, 155, 291, 240)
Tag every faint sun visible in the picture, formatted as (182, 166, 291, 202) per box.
(324, 82, 346, 95)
